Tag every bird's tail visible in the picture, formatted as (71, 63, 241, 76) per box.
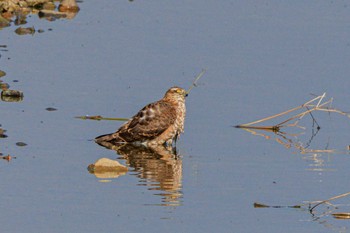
(95, 132, 126, 145)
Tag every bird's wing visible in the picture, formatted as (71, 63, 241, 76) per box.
(118, 101, 176, 141)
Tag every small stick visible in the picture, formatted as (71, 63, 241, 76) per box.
(315, 92, 326, 108)
(75, 115, 129, 121)
(186, 69, 206, 95)
(254, 202, 303, 209)
(234, 125, 280, 132)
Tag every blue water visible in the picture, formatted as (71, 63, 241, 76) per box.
(1, 1, 350, 232)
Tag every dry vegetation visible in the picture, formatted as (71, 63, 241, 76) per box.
(243, 93, 350, 221)
(236, 93, 350, 153)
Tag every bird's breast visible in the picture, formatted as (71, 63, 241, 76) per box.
(175, 101, 186, 133)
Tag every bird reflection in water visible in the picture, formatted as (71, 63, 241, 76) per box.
(93, 141, 183, 207)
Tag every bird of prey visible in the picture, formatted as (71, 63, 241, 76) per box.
(95, 86, 187, 148)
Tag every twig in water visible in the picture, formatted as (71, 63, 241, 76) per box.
(254, 191, 350, 220)
(75, 115, 129, 121)
(254, 202, 303, 209)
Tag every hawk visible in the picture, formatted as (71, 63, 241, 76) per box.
(95, 86, 187, 148)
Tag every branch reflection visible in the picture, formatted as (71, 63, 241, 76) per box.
(238, 124, 339, 172)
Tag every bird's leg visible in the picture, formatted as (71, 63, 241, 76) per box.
(173, 133, 179, 146)
(172, 146, 178, 155)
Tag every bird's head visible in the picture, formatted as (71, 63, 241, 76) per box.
(163, 86, 187, 102)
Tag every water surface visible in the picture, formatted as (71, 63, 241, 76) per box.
(1, 1, 350, 232)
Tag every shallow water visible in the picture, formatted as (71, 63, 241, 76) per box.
(1, 1, 350, 232)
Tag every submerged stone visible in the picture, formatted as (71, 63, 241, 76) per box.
(16, 142, 27, 146)
(45, 107, 57, 111)
(42, 2, 55, 10)
(0, 15, 10, 28)
(88, 158, 128, 179)
(0, 70, 6, 77)
(1, 89, 23, 97)
(15, 26, 35, 35)
(0, 83, 9, 90)
(58, 0, 80, 12)
(1, 89, 24, 102)
(0, 128, 7, 138)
